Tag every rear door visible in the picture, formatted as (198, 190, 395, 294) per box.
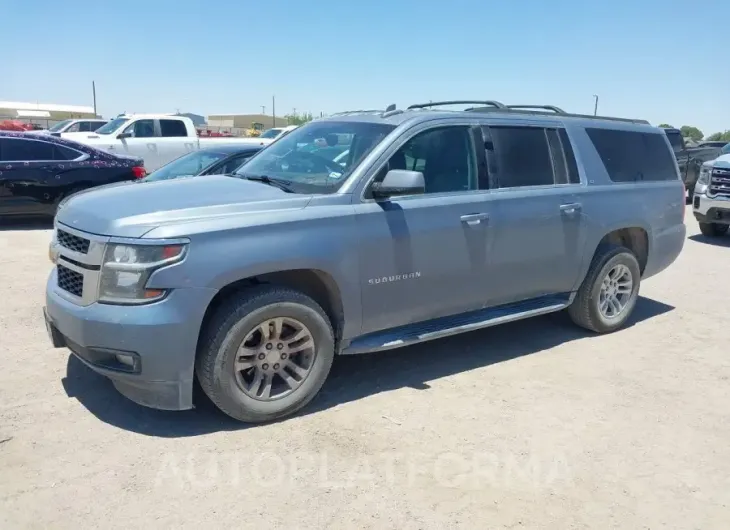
(155, 118, 197, 170)
(483, 123, 586, 306)
(355, 122, 497, 334)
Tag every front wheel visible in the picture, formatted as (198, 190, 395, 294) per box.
(699, 222, 729, 238)
(196, 286, 335, 423)
(568, 245, 641, 333)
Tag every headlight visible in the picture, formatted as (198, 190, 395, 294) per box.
(697, 166, 712, 185)
(98, 243, 187, 304)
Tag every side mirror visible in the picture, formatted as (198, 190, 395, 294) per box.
(371, 169, 425, 200)
(117, 132, 132, 139)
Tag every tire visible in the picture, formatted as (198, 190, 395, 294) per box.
(196, 285, 335, 423)
(568, 244, 641, 333)
(699, 222, 729, 237)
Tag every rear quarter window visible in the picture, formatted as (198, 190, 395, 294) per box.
(586, 128, 678, 182)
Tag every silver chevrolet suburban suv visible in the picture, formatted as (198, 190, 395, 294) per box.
(44, 100, 686, 423)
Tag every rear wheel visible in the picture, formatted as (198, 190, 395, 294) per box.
(699, 222, 729, 237)
(568, 245, 641, 333)
(196, 286, 335, 423)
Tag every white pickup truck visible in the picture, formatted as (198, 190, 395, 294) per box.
(62, 114, 259, 171)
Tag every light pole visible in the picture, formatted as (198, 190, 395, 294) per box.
(593, 94, 599, 116)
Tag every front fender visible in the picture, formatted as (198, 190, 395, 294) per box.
(148, 215, 363, 339)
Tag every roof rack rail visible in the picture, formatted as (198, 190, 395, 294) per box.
(329, 109, 385, 117)
(463, 105, 650, 125)
(506, 104, 566, 114)
(407, 100, 506, 110)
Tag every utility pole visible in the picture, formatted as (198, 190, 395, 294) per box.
(92, 81, 97, 117)
(593, 94, 599, 116)
(272, 95, 276, 127)
(261, 105, 266, 115)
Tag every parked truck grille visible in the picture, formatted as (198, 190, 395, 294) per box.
(709, 168, 730, 197)
(57, 265, 84, 297)
(57, 229, 90, 254)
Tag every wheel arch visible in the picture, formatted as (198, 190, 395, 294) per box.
(577, 225, 650, 290)
(196, 267, 348, 355)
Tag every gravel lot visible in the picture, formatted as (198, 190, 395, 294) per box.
(1, 210, 729, 529)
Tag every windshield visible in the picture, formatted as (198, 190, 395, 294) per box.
(144, 150, 229, 182)
(95, 117, 130, 135)
(234, 121, 395, 193)
(259, 128, 282, 139)
(49, 119, 73, 132)
(722, 143, 730, 155)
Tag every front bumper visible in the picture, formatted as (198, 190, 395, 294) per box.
(45, 269, 216, 411)
(692, 193, 730, 225)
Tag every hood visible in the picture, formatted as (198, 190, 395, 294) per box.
(710, 154, 730, 167)
(56, 175, 312, 238)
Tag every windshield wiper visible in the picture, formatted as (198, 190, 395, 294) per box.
(237, 174, 294, 193)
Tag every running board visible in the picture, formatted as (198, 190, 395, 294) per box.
(341, 293, 573, 355)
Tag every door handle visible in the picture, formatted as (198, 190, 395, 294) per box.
(460, 213, 489, 226)
(560, 203, 582, 215)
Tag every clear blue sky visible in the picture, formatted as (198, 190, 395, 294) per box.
(3, 0, 729, 135)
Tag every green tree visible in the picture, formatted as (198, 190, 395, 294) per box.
(706, 131, 730, 142)
(285, 111, 314, 126)
(658, 123, 673, 128)
(680, 125, 704, 141)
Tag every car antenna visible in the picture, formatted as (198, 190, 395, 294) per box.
(381, 104, 402, 118)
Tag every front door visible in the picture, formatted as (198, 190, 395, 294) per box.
(355, 125, 495, 335)
(118, 119, 160, 170)
(483, 125, 586, 305)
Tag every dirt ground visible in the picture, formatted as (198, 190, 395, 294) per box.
(1, 210, 729, 529)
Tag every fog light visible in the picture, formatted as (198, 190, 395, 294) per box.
(115, 354, 135, 368)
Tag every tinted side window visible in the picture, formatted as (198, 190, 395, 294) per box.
(89, 122, 106, 131)
(586, 128, 678, 182)
(489, 127, 554, 188)
(55, 145, 83, 160)
(66, 122, 81, 133)
(559, 129, 581, 184)
(217, 154, 255, 174)
(78, 122, 94, 132)
(159, 119, 188, 137)
(124, 119, 155, 138)
(0, 138, 55, 161)
(377, 126, 477, 194)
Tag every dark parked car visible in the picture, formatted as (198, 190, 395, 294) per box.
(663, 128, 727, 200)
(0, 131, 145, 218)
(142, 144, 263, 182)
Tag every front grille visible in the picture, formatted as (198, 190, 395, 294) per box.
(57, 229, 90, 254)
(709, 168, 730, 198)
(57, 265, 84, 297)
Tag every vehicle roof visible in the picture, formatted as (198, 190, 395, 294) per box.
(199, 144, 264, 155)
(0, 131, 140, 159)
(319, 103, 658, 132)
(114, 113, 186, 119)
